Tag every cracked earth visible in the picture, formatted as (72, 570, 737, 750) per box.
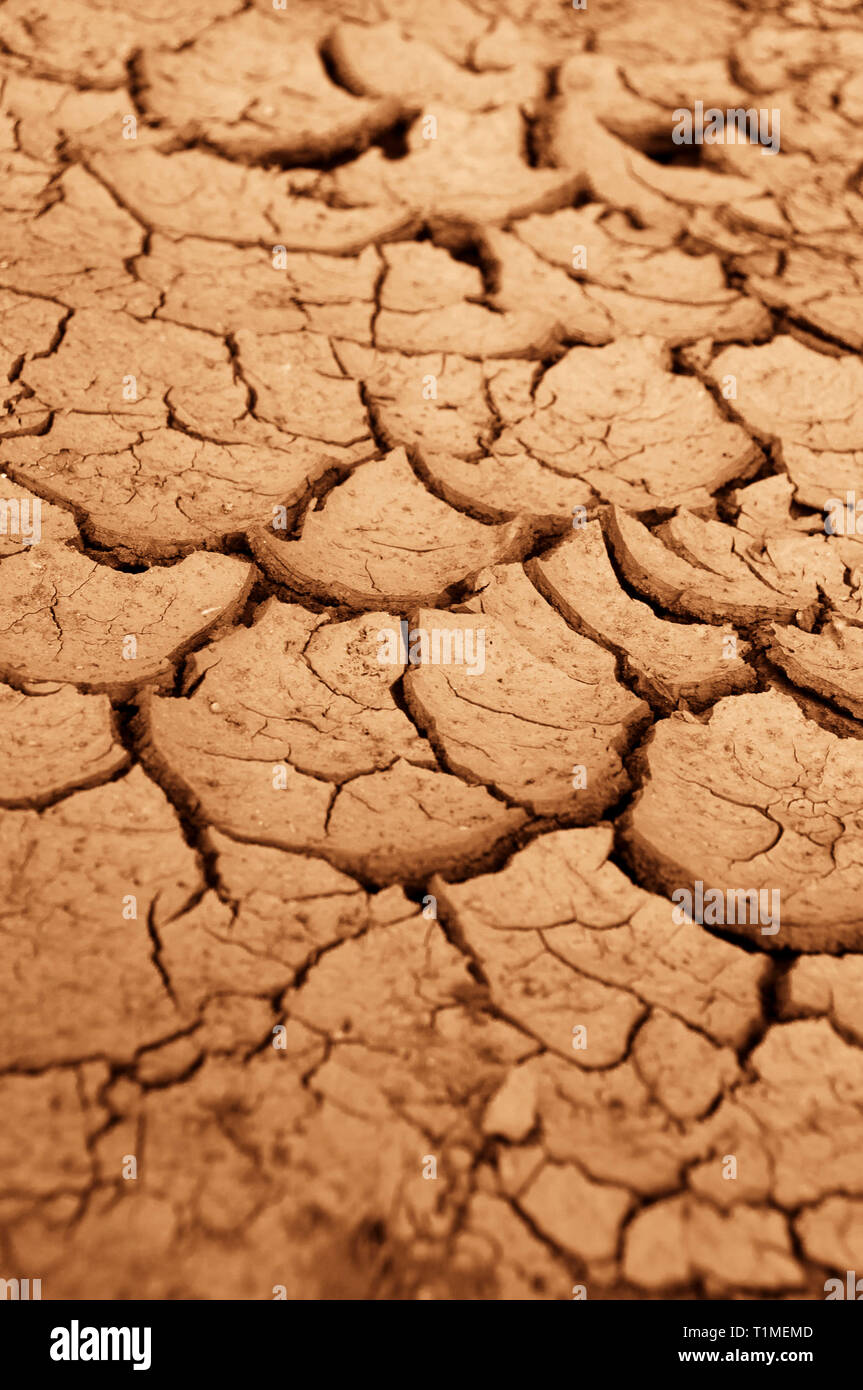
(2, 0, 863, 1303)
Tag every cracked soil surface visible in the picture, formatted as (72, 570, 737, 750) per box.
(3, 0, 863, 1302)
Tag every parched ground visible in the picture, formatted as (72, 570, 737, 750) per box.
(2, 0, 863, 1302)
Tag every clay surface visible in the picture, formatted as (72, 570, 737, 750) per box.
(2, 0, 863, 1305)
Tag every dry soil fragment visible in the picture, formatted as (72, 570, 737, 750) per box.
(143, 598, 526, 884)
(732, 474, 822, 544)
(335, 342, 497, 469)
(435, 826, 768, 1050)
(0, 167, 155, 315)
(728, 21, 863, 163)
(662, 507, 863, 622)
(325, 762, 527, 885)
(672, 496, 863, 622)
(631, 1012, 738, 1122)
(511, 208, 770, 346)
(694, 1020, 863, 1212)
(745, 246, 863, 352)
(622, 688, 863, 951)
(605, 506, 821, 625)
(780, 954, 863, 1047)
(624, 1196, 803, 1293)
(3, 298, 375, 553)
(768, 622, 863, 720)
(178, 599, 433, 782)
(0, 477, 78, 556)
(483, 229, 613, 347)
(233, 329, 372, 448)
(327, 21, 543, 113)
(0, 96, 58, 215)
(0, 681, 127, 806)
(5, 308, 373, 557)
(424, 333, 759, 524)
(0, 1070, 96, 1201)
(463, 337, 757, 517)
(0, 542, 252, 694)
(0, 0, 238, 86)
(375, 240, 557, 359)
(6, 306, 250, 440)
(0, 289, 67, 428)
(530, 522, 755, 709)
(796, 1197, 863, 1276)
(402, 594, 647, 816)
(419, 453, 592, 533)
(324, 105, 576, 231)
(287, 911, 475, 1053)
(483, 1065, 540, 1142)
(158, 835, 411, 1006)
(89, 145, 416, 252)
(4, 417, 365, 560)
(282, 913, 538, 1197)
(464, 562, 627, 689)
(734, 19, 863, 90)
(449, 903, 651, 1065)
(49, 909, 536, 1298)
(140, 234, 380, 342)
(0, 65, 130, 163)
(0, 767, 200, 1068)
(493, 1048, 726, 1205)
(519, 1161, 634, 1263)
(338, 0, 489, 64)
(707, 337, 863, 511)
(543, 55, 765, 234)
(455, 1191, 572, 1300)
(139, 11, 403, 163)
(251, 449, 534, 609)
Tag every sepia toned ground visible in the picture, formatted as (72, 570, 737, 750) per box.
(2, 0, 863, 1301)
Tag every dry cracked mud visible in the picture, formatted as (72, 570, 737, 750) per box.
(2, 0, 863, 1305)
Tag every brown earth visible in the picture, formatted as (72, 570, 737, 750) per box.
(2, 0, 863, 1301)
